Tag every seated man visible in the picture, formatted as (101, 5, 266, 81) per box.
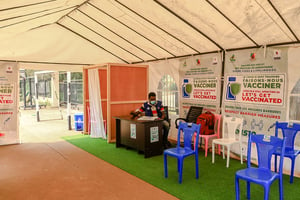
(136, 92, 171, 149)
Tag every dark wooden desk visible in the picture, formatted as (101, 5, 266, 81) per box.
(114, 116, 163, 158)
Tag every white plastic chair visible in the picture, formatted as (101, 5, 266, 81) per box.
(212, 116, 243, 168)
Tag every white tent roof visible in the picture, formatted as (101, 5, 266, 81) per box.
(1, 0, 300, 70)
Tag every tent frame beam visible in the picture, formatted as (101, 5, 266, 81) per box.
(154, 0, 223, 51)
(267, 0, 299, 41)
(88, 2, 176, 57)
(227, 41, 300, 51)
(57, 22, 129, 64)
(1, 5, 77, 29)
(0, 59, 91, 66)
(77, 9, 157, 60)
(132, 50, 220, 64)
(133, 41, 300, 64)
(0, 6, 69, 23)
(115, 0, 200, 54)
(206, 0, 259, 46)
(57, 0, 90, 22)
(0, 0, 57, 12)
(67, 16, 144, 62)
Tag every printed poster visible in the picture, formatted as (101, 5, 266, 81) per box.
(182, 77, 218, 102)
(179, 53, 222, 116)
(130, 124, 136, 139)
(0, 62, 19, 145)
(223, 48, 288, 144)
(150, 126, 159, 143)
(224, 74, 284, 106)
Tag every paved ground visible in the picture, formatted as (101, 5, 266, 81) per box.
(19, 108, 81, 143)
(0, 108, 178, 200)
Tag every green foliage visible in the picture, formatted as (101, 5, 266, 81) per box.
(59, 72, 82, 82)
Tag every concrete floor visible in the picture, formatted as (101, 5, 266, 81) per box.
(0, 109, 178, 200)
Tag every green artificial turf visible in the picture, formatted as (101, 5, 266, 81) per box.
(63, 134, 300, 200)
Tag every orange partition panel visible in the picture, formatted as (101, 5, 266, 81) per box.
(84, 64, 148, 142)
(101, 101, 107, 121)
(98, 69, 107, 99)
(110, 65, 148, 101)
(108, 64, 148, 142)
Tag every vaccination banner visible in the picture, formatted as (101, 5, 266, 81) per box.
(224, 74, 284, 105)
(0, 62, 19, 145)
(223, 48, 288, 145)
(182, 77, 217, 101)
(179, 53, 222, 117)
(0, 83, 15, 106)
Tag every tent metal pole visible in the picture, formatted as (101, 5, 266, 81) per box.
(67, 72, 72, 130)
(219, 51, 225, 111)
(34, 73, 40, 122)
(29, 78, 33, 108)
(23, 78, 26, 110)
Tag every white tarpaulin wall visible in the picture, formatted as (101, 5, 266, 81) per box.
(1, 0, 300, 67)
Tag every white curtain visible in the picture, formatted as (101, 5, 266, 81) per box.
(88, 69, 106, 139)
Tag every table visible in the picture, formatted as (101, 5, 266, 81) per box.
(114, 116, 163, 158)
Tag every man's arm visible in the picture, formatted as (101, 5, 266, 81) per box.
(130, 104, 145, 119)
(161, 110, 166, 119)
(159, 104, 166, 119)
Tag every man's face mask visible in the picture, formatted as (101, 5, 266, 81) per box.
(150, 100, 156, 105)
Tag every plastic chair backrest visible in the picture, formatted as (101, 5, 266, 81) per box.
(248, 134, 286, 172)
(177, 122, 201, 151)
(213, 114, 222, 137)
(186, 106, 203, 123)
(275, 122, 300, 151)
(222, 117, 243, 140)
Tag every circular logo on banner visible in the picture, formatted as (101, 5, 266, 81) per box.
(6, 66, 13, 73)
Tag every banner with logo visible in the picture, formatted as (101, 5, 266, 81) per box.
(223, 48, 287, 147)
(182, 77, 218, 101)
(179, 53, 222, 117)
(0, 62, 19, 145)
(225, 74, 284, 105)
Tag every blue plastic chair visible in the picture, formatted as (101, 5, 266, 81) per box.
(164, 122, 201, 183)
(274, 121, 300, 183)
(235, 134, 286, 200)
